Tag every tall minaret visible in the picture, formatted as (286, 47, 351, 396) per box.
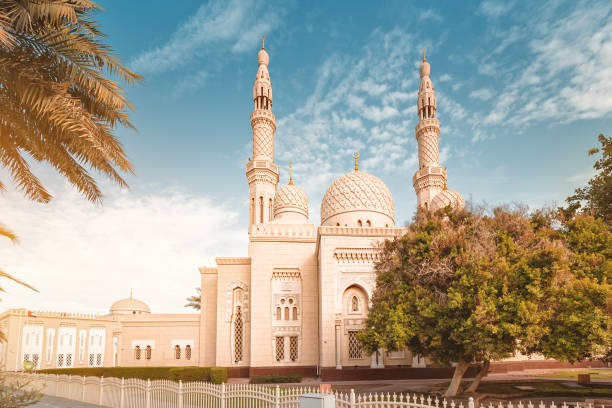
(246, 36, 279, 227)
(412, 51, 447, 209)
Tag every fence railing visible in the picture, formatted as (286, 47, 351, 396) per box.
(4, 372, 603, 408)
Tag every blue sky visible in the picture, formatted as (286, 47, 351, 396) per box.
(1, 0, 610, 313)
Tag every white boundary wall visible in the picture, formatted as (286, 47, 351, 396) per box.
(4, 372, 602, 408)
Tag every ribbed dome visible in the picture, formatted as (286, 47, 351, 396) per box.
(273, 184, 308, 221)
(110, 296, 150, 315)
(321, 171, 394, 227)
(430, 189, 465, 212)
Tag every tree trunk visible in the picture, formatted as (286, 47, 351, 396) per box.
(465, 360, 490, 393)
(445, 359, 470, 397)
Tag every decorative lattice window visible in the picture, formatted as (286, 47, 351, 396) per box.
(289, 336, 298, 361)
(185, 345, 192, 360)
(234, 306, 243, 363)
(57, 354, 64, 367)
(135, 346, 141, 360)
(66, 354, 72, 367)
(23, 353, 30, 362)
(89, 354, 94, 366)
(96, 353, 102, 365)
(351, 296, 359, 312)
(348, 331, 363, 360)
(32, 354, 40, 369)
(175, 345, 181, 360)
(275, 336, 284, 362)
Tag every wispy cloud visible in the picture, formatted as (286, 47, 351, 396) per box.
(478, 0, 515, 18)
(419, 9, 442, 22)
(0, 184, 245, 313)
(469, 88, 494, 100)
(131, 0, 286, 75)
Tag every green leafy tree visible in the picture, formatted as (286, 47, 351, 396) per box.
(359, 207, 611, 397)
(561, 134, 612, 225)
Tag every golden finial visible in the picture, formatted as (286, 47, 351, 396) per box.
(353, 151, 360, 171)
(288, 162, 293, 185)
(261, 35, 265, 50)
(130, 288, 133, 299)
(422, 49, 426, 63)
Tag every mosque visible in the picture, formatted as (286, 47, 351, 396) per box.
(2, 41, 559, 380)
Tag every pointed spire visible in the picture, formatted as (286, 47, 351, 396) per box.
(261, 35, 265, 50)
(422, 48, 426, 63)
(353, 151, 360, 172)
(288, 162, 293, 185)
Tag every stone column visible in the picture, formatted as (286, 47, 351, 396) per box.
(335, 323, 342, 369)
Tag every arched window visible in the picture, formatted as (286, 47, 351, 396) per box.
(284, 307, 289, 320)
(269, 198, 273, 220)
(276, 307, 281, 320)
(351, 296, 359, 312)
(234, 306, 243, 363)
(146, 346, 152, 360)
(175, 345, 181, 359)
(336, 222, 340, 226)
(292, 307, 298, 320)
(357, 220, 362, 227)
(135, 346, 141, 360)
(259, 197, 264, 223)
(185, 345, 192, 360)
(250, 198, 254, 225)
(366, 220, 371, 227)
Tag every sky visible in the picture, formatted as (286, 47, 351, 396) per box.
(1, 0, 611, 314)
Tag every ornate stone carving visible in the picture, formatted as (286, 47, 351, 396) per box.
(320, 171, 394, 224)
(273, 184, 308, 218)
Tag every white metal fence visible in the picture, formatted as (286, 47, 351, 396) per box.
(4, 372, 604, 408)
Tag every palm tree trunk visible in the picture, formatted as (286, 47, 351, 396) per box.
(465, 360, 490, 393)
(445, 359, 470, 397)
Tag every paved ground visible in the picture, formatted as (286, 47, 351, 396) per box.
(31, 394, 101, 407)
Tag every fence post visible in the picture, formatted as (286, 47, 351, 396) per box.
(82, 376, 86, 401)
(146, 378, 151, 408)
(350, 389, 356, 408)
(99, 376, 104, 406)
(469, 397, 475, 408)
(220, 383, 226, 408)
(275, 384, 280, 408)
(178, 380, 183, 408)
(120, 378, 125, 408)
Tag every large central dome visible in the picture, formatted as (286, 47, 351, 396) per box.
(321, 171, 394, 227)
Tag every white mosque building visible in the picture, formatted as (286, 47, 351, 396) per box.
(3, 42, 567, 380)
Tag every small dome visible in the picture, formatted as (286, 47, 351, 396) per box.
(257, 49, 269, 66)
(273, 184, 308, 222)
(420, 61, 430, 77)
(321, 171, 394, 227)
(110, 295, 150, 315)
(430, 189, 465, 212)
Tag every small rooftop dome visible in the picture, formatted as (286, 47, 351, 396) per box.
(110, 292, 150, 315)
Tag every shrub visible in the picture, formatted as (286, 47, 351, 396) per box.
(250, 374, 302, 384)
(210, 367, 229, 384)
(38, 367, 222, 382)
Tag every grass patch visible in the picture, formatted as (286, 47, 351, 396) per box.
(38, 367, 229, 384)
(533, 369, 612, 380)
(476, 382, 612, 398)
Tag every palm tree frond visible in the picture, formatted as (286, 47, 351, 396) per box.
(0, 269, 38, 292)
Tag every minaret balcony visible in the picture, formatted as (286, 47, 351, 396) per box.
(415, 118, 440, 133)
(412, 166, 446, 186)
(250, 109, 276, 121)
